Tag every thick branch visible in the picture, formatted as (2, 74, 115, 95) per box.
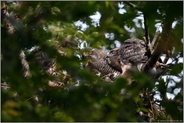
(142, 39, 163, 72)
(142, 29, 173, 73)
(151, 31, 160, 52)
(142, 3, 175, 73)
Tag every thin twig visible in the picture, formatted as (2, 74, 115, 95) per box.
(143, 13, 150, 46)
(123, 1, 139, 10)
(20, 50, 31, 78)
(143, 13, 151, 58)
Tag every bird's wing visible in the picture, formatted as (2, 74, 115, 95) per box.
(86, 48, 121, 80)
(105, 48, 122, 73)
(120, 38, 149, 64)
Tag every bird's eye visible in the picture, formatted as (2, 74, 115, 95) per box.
(110, 50, 114, 54)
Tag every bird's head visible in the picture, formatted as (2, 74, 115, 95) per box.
(106, 47, 120, 58)
(82, 48, 108, 62)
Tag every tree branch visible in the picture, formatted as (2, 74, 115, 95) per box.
(143, 14, 150, 46)
(142, 29, 173, 73)
(143, 13, 152, 58)
(123, 1, 139, 10)
(142, 2, 175, 74)
(20, 50, 31, 78)
(151, 31, 160, 52)
(124, 2, 152, 58)
(142, 39, 163, 72)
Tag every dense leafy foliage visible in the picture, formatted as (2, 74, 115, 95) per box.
(1, 1, 183, 122)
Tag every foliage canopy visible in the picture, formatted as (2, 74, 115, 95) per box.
(1, 1, 183, 122)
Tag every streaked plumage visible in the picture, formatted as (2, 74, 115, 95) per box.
(90, 38, 150, 82)
(119, 38, 149, 81)
(86, 49, 121, 81)
(105, 47, 122, 73)
(119, 38, 149, 65)
(89, 49, 109, 62)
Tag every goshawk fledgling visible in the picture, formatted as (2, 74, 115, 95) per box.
(86, 49, 121, 81)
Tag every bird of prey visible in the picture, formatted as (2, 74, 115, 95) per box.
(86, 38, 166, 82)
(119, 38, 150, 78)
(105, 38, 150, 82)
(105, 47, 122, 73)
(86, 49, 122, 81)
